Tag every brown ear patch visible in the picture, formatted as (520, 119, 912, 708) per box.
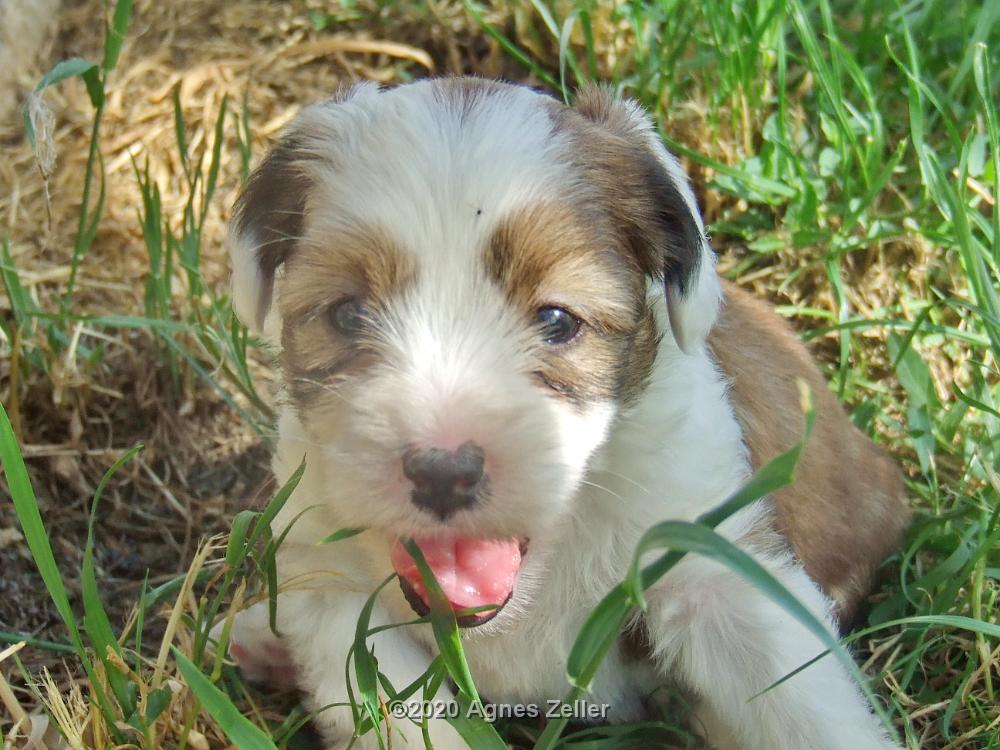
(231, 134, 313, 329)
(553, 88, 705, 299)
(484, 203, 659, 406)
(619, 614, 654, 664)
(431, 77, 519, 122)
(572, 85, 648, 142)
(709, 282, 911, 625)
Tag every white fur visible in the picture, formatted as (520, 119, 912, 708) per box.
(224, 80, 899, 750)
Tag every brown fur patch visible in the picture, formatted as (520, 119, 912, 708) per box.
(431, 77, 515, 122)
(230, 137, 312, 329)
(709, 282, 911, 625)
(555, 87, 705, 298)
(619, 615, 654, 664)
(278, 224, 416, 404)
(484, 203, 659, 406)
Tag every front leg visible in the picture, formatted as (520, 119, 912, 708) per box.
(225, 587, 467, 750)
(645, 542, 900, 750)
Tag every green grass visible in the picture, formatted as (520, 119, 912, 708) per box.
(1, 0, 998, 748)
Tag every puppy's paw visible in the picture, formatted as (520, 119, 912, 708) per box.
(211, 602, 298, 689)
(229, 635, 298, 688)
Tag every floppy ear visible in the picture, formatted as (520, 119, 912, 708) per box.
(229, 83, 380, 338)
(228, 134, 311, 339)
(571, 85, 722, 354)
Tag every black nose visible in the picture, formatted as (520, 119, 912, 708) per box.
(403, 441, 485, 520)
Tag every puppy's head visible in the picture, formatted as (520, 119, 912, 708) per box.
(229, 79, 720, 624)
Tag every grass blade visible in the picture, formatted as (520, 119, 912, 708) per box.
(81, 444, 144, 717)
(401, 539, 481, 705)
(0, 403, 85, 651)
(352, 574, 395, 746)
(174, 648, 279, 750)
(0, 402, 126, 737)
(102, 0, 134, 73)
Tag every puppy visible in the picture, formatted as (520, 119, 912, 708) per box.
(224, 78, 910, 750)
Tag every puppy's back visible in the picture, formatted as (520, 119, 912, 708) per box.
(708, 281, 910, 625)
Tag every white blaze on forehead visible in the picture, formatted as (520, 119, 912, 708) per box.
(296, 82, 580, 281)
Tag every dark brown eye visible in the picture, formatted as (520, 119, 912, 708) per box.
(329, 298, 371, 336)
(536, 306, 581, 345)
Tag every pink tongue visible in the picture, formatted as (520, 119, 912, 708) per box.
(390, 536, 522, 612)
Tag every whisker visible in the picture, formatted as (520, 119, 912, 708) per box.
(249, 232, 310, 250)
(291, 376, 364, 409)
(589, 467, 650, 495)
(580, 479, 628, 504)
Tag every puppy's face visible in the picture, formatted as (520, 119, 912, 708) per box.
(278, 202, 650, 535)
(230, 79, 720, 623)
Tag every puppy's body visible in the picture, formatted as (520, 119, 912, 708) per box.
(226, 79, 909, 750)
(710, 282, 909, 626)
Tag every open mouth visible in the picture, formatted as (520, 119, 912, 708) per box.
(390, 536, 527, 628)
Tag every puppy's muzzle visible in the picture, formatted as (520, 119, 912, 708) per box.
(402, 441, 485, 520)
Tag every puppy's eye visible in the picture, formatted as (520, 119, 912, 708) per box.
(536, 306, 581, 345)
(328, 298, 371, 336)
